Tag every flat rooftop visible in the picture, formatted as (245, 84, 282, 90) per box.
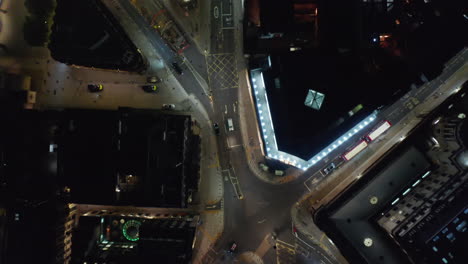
(72, 215, 196, 263)
(315, 83, 468, 264)
(1, 108, 195, 208)
(248, 0, 467, 162)
(59, 108, 193, 208)
(49, 0, 145, 72)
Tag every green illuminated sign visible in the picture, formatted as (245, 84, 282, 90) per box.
(122, 220, 141, 242)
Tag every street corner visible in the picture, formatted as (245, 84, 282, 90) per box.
(249, 160, 300, 186)
(275, 172, 300, 185)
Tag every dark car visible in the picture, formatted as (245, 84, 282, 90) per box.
(162, 104, 175, 110)
(323, 163, 336, 175)
(142, 85, 157, 93)
(88, 84, 103, 92)
(228, 242, 237, 253)
(213, 123, 220, 135)
(172, 62, 183, 75)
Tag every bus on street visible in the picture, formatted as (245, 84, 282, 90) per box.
(366, 120, 392, 142)
(343, 140, 368, 161)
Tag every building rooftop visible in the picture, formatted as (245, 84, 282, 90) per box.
(246, 0, 466, 164)
(1, 108, 198, 208)
(315, 82, 468, 264)
(49, 0, 146, 72)
(72, 214, 197, 264)
(57, 108, 196, 208)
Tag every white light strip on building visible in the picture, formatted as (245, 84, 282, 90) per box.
(422, 171, 431, 179)
(412, 179, 421, 187)
(402, 188, 411, 196)
(250, 69, 378, 170)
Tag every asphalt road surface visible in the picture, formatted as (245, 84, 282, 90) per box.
(114, 1, 468, 263)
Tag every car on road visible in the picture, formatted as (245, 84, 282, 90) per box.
(172, 62, 184, 75)
(147, 76, 160, 83)
(162, 104, 175, 110)
(227, 118, 234, 131)
(142, 85, 157, 93)
(228, 242, 237, 253)
(88, 84, 103, 93)
(323, 163, 336, 175)
(213, 123, 220, 135)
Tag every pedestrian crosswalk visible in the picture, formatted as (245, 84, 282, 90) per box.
(275, 239, 296, 264)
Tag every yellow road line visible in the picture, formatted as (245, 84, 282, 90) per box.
(276, 239, 295, 248)
(319, 233, 325, 243)
(207, 163, 219, 169)
(207, 153, 220, 168)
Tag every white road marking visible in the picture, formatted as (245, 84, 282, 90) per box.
(213, 6, 219, 19)
(228, 144, 242, 149)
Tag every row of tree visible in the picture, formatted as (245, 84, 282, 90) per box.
(23, 0, 56, 46)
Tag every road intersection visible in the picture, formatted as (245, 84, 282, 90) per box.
(1, 0, 467, 263)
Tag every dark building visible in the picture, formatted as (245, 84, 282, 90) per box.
(49, 0, 147, 72)
(71, 210, 198, 264)
(245, 0, 318, 53)
(0, 107, 200, 264)
(0, 71, 36, 110)
(57, 108, 200, 208)
(245, 0, 466, 161)
(314, 82, 468, 264)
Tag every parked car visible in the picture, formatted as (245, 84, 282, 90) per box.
(147, 76, 160, 83)
(172, 62, 183, 75)
(213, 123, 220, 135)
(162, 104, 175, 110)
(88, 84, 103, 92)
(142, 85, 157, 93)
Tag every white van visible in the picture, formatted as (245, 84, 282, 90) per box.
(227, 118, 234, 131)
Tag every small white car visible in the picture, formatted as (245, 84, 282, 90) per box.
(227, 118, 234, 131)
(147, 76, 160, 83)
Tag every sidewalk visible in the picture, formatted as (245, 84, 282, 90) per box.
(189, 90, 225, 264)
(237, 251, 265, 264)
(160, 0, 211, 54)
(291, 205, 346, 264)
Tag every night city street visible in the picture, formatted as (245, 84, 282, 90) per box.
(0, 0, 467, 264)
